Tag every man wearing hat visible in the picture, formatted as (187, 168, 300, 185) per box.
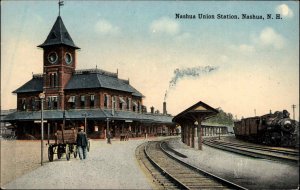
(76, 125, 88, 160)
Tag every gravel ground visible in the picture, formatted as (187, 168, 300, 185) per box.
(1, 138, 159, 189)
(1, 140, 48, 187)
(167, 136, 299, 189)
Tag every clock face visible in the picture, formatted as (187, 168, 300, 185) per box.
(48, 52, 58, 64)
(65, 53, 73, 65)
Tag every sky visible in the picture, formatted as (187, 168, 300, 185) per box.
(1, 1, 299, 120)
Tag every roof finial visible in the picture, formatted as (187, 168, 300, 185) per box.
(58, 0, 64, 16)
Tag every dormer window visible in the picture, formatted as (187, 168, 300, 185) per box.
(64, 32, 71, 40)
(50, 32, 57, 39)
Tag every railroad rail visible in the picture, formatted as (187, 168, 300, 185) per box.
(137, 140, 247, 190)
(203, 137, 299, 164)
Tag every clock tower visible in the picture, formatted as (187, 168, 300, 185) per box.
(38, 16, 80, 110)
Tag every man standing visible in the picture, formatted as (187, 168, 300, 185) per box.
(76, 126, 88, 160)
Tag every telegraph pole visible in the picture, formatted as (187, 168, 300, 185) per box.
(39, 93, 45, 166)
(292, 104, 296, 120)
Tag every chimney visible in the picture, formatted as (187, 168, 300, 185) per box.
(150, 106, 154, 114)
(163, 101, 167, 115)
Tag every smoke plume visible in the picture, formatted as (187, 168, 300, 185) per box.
(164, 65, 218, 101)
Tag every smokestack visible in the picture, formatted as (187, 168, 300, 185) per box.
(150, 106, 154, 114)
(163, 102, 167, 115)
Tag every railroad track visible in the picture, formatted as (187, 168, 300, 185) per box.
(136, 140, 247, 190)
(203, 138, 299, 164)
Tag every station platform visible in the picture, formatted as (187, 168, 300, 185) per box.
(3, 138, 156, 189)
(3, 136, 298, 189)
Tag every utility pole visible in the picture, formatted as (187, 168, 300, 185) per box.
(82, 113, 90, 134)
(39, 93, 45, 166)
(292, 104, 296, 120)
(254, 109, 256, 116)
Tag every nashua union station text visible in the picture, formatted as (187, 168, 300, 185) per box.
(4, 15, 176, 140)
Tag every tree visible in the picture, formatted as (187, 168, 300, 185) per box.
(205, 108, 234, 126)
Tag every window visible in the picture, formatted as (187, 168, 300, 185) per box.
(90, 95, 95, 108)
(104, 94, 108, 108)
(53, 97, 58, 109)
(48, 96, 58, 109)
(127, 98, 131, 110)
(68, 96, 76, 109)
(119, 97, 125, 110)
(112, 96, 116, 109)
(49, 73, 58, 87)
(31, 97, 36, 110)
(22, 98, 26, 111)
(80, 95, 85, 108)
(132, 101, 137, 112)
(137, 102, 140, 113)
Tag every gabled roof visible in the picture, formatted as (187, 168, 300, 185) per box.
(65, 70, 144, 97)
(172, 101, 219, 124)
(37, 16, 79, 49)
(13, 76, 43, 93)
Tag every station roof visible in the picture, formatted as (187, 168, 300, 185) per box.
(65, 70, 143, 97)
(172, 101, 219, 125)
(13, 75, 43, 93)
(13, 69, 143, 97)
(3, 109, 174, 125)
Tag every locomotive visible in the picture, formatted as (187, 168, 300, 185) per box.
(233, 110, 298, 147)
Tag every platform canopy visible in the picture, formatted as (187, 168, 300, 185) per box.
(172, 101, 219, 150)
(172, 101, 219, 124)
(3, 109, 173, 125)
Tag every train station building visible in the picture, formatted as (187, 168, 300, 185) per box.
(4, 15, 175, 139)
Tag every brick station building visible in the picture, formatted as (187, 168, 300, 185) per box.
(4, 15, 175, 139)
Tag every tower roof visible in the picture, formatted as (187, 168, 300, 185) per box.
(38, 16, 80, 49)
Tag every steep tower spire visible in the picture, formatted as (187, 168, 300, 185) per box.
(38, 16, 79, 49)
(38, 11, 80, 110)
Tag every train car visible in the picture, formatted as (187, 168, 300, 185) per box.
(233, 110, 297, 147)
